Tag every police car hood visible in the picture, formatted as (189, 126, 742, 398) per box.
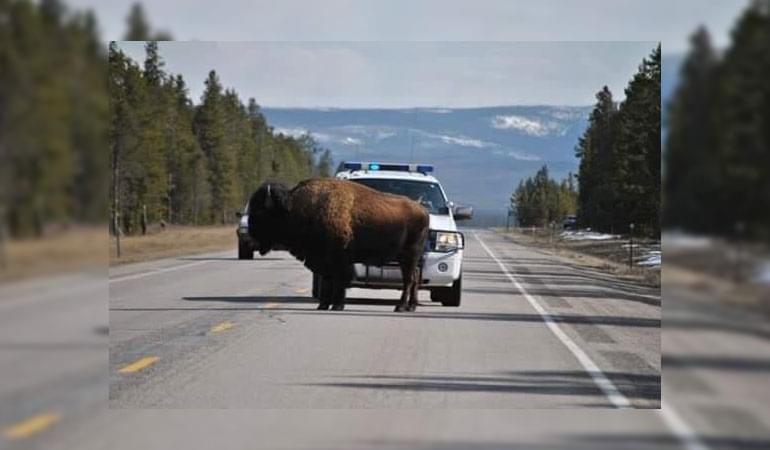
(429, 213, 457, 232)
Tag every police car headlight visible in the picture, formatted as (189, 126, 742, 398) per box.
(433, 231, 463, 252)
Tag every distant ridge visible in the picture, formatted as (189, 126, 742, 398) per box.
(262, 105, 590, 211)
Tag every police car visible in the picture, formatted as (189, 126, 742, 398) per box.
(322, 161, 472, 306)
(235, 205, 254, 260)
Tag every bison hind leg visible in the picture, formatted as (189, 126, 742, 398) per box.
(317, 275, 334, 310)
(330, 270, 350, 311)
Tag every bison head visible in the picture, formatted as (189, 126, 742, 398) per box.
(247, 182, 290, 255)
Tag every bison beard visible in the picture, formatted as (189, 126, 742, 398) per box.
(247, 178, 429, 312)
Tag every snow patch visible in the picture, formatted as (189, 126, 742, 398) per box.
(438, 135, 493, 148)
(637, 250, 662, 267)
(753, 261, 770, 284)
(663, 232, 713, 250)
(560, 230, 619, 241)
(491, 115, 564, 136)
(342, 137, 362, 145)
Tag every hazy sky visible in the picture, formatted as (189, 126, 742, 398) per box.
(78, 0, 743, 52)
(116, 41, 656, 107)
(93, 0, 746, 107)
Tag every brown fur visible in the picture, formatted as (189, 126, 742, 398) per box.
(248, 178, 429, 312)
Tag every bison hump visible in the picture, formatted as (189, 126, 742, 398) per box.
(289, 179, 355, 247)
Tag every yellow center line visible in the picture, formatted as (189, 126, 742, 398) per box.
(210, 321, 234, 333)
(293, 288, 310, 294)
(118, 356, 159, 374)
(263, 302, 281, 309)
(3, 412, 60, 440)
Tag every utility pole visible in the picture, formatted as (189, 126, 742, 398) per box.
(628, 223, 635, 269)
(112, 143, 121, 258)
(167, 173, 174, 223)
(141, 205, 148, 235)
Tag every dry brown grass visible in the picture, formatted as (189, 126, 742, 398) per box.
(497, 228, 660, 288)
(0, 226, 107, 282)
(109, 225, 235, 266)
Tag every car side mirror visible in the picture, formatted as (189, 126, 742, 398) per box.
(452, 205, 473, 221)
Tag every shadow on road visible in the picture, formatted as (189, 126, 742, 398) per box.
(176, 256, 284, 261)
(280, 309, 660, 328)
(663, 355, 770, 372)
(462, 286, 660, 307)
(301, 369, 660, 403)
(344, 435, 770, 450)
(180, 295, 408, 307)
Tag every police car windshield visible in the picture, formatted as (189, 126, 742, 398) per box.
(353, 178, 447, 214)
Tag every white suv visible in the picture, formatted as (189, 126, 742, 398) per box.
(323, 162, 471, 306)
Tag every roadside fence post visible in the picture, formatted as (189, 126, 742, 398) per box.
(628, 223, 635, 269)
(141, 205, 148, 236)
(0, 206, 7, 269)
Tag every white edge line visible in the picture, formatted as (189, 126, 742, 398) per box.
(473, 231, 709, 450)
(659, 400, 710, 450)
(473, 231, 630, 408)
(109, 260, 210, 283)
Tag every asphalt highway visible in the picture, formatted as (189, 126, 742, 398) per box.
(2, 229, 768, 449)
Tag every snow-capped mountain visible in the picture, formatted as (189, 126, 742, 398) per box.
(262, 105, 591, 211)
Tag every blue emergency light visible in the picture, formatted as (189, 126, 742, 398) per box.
(338, 162, 434, 174)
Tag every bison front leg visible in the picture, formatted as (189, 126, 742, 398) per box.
(395, 261, 416, 312)
(330, 265, 353, 311)
(406, 264, 421, 312)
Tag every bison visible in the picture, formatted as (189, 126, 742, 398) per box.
(247, 178, 429, 312)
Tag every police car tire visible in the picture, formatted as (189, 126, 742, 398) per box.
(440, 275, 462, 307)
(238, 241, 254, 260)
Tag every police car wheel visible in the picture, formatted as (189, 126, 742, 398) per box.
(433, 275, 461, 307)
(238, 240, 254, 260)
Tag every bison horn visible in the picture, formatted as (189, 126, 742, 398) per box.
(265, 184, 273, 209)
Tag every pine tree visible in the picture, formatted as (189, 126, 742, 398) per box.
(616, 45, 661, 235)
(664, 28, 720, 232)
(316, 149, 334, 177)
(576, 86, 618, 232)
(716, 3, 770, 239)
(123, 3, 149, 40)
(194, 70, 235, 223)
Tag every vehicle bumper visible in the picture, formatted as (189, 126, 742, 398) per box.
(237, 227, 252, 244)
(348, 250, 462, 289)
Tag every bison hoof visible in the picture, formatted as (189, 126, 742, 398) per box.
(317, 302, 331, 310)
(394, 304, 406, 313)
(407, 305, 417, 312)
(331, 303, 345, 311)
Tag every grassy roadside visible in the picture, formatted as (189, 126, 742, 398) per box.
(495, 227, 661, 288)
(0, 226, 107, 283)
(109, 225, 236, 266)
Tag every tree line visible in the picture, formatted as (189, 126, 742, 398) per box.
(0, 1, 331, 239)
(511, 166, 577, 228)
(0, 0, 107, 238)
(575, 45, 661, 236)
(665, 2, 770, 241)
(109, 41, 332, 234)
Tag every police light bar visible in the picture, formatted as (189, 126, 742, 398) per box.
(338, 161, 434, 174)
